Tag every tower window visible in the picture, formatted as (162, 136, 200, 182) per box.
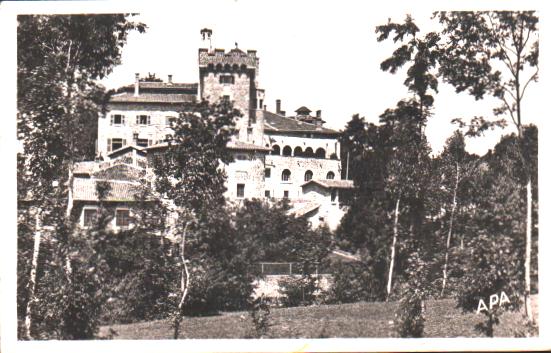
(219, 75, 235, 84)
(282, 169, 291, 182)
(237, 184, 245, 198)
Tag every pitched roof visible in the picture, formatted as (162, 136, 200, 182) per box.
(109, 92, 197, 104)
(301, 179, 355, 189)
(295, 106, 312, 114)
(286, 201, 321, 218)
(107, 145, 146, 158)
(73, 178, 142, 202)
(74, 161, 100, 175)
(227, 140, 271, 152)
(262, 111, 339, 135)
(145, 140, 271, 152)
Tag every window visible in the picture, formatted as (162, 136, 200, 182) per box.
(304, 147, 314, 157)
(136, 115, 151, 125)
(166, 116, 177, 126)
(237, 184, 245, 198)
(315, 148, 326, 159)
(331, 189, 337, 203)
(219, 75, 235, 84)
(326, 171, 335, 180)
(222, 95, 230, 102)
(304, 170, 313, 181)
(281, 169, 291, 181)
(265, 190, 270, 198)
(283, 190, 289, 199)
(236, 154, 248, 160)
(110, 114, 125, 125)
(282, 146, 292, 156)
(83, 208, 97, 227)
(264, 168, 271, 178)
(108, 138, 126, 152)
(271, 145, 281, 155)
(116, 209, 131, 227)
(293, 146, 303, 157)
(137, 138, 150, 148)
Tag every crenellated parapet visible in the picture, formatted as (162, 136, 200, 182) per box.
(198, 48, 259, 70)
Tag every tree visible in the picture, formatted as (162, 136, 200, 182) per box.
(376, 15, 439, 299)
(150, 99, 239, 338)
(436, 11, 539, 322)
(437, 130, 479, 296)
(17, 14, 146, 339)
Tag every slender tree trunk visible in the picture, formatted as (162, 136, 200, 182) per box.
(173, 222, 190, 339)
(24, 212, 42, 340)
(387, 194, 401, 300)
(64, 166, 74, 282)
(441, 162, 459, 296)
(525, 176, 533, 322)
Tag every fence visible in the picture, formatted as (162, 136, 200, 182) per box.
(256, 262, 330, 276)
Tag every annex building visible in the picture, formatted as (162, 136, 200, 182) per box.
(74, 32, 353, 231)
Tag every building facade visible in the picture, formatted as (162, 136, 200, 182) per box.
(89, 39, 353, 230)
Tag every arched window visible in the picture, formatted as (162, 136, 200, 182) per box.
(326, 171, 335, 180)
(293, 146, 303, 157)
(282, 169, 291, 181)
(282, 146, 292, 156)
(304, 147, 314, 157)
(315, 148, 326, 159)
(272, 144, 280, 155)
(304, 170, 313, 181)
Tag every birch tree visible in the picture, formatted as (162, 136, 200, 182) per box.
(436, 11, 539, 322)
(151, 99, 238, 339)
(376, 15, 439, 299)
(17, 14, 145, 339)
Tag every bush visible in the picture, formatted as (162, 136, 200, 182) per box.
(278, 275, 319, 307)
(395, 287, 425, 337)
(326, 261, 385, 304)
(248, 296, 271, 338)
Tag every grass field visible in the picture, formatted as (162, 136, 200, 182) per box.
(98, 297, 538, 339)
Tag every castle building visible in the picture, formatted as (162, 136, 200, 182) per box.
(82, 33, 353, 231)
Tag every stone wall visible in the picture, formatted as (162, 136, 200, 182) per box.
(223, 151, 266, 199)
(265, 155, 341, 199)
(98, 108, 178, 156)
(200, 71, 253, 142)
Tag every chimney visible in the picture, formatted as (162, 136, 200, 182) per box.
(276, 99, 281, 114)
(134, 73, 140, 97)
(168, 74, 173, 84)
(263, 104, 267, 111)
(316, 110, 321, 118)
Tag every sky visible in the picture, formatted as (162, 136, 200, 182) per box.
(96, 0, 544, 156)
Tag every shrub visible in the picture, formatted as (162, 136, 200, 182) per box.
(278, 275, 319, 307)
(326, 261, 385, 304)
(248, 295, 271, 338)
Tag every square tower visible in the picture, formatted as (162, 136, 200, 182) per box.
(198, 47, 263, 143)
